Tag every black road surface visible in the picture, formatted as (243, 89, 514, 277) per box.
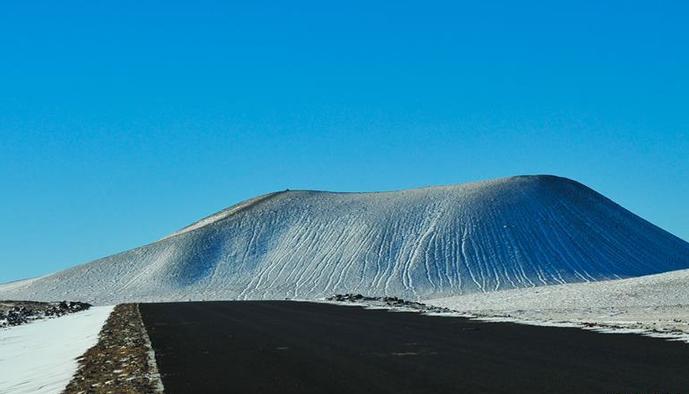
(140, 301, 689, 393)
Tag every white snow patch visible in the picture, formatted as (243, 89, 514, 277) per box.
(427, 268, 689, 343)
(0, 306, 114, 393)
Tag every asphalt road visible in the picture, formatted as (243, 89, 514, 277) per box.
(140, 301, 689, 393)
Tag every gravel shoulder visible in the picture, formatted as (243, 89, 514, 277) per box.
(64, 303, 163, 394)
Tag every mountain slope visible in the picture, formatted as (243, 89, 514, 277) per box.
(2, 175, 689, 304)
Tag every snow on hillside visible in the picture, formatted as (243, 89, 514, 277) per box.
(427, 268, 689, 342)
(1, 175, 688, 304)
(0, 306, 113, 393)
(161, 192, 282, 240)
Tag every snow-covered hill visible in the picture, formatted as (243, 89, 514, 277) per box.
(2, 175, 688, 304)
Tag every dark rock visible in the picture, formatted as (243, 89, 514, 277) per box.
(0, 300, 92, 328)
(326, 293, 453, 314)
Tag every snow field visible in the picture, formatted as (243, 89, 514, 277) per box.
(0, 306, 114, 393)
(427, 268, 689, 342)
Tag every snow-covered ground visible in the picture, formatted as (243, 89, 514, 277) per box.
(0, 306, 114, 393)
(427, 268, 689, 342)
(1, 175, 688, 304)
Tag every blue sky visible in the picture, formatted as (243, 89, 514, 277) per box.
(1, 1, 688, 282)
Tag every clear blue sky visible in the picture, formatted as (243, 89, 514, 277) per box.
(1, 1, 687, 282)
